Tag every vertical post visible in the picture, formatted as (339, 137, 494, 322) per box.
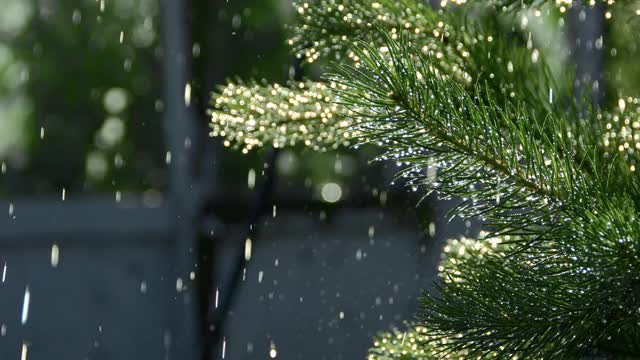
(159, 0, 201, 359)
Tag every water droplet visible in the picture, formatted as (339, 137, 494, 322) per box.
(184, 83, 191, 106)
(221, 337, 227, 358)
(21, 286, 30, 324)
(244, 238, 252, 261)
(247, 169, 256, 190)
(321, 182, 342, 203)
(50, 244, 59, 268)
(21, 342, 28, 360)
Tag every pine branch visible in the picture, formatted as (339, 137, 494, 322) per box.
(600, 97, 640, 178)
(420, 195, 640, 358)
(329, 33, 640, 358)
(328, 33, 596, 235)
(458, 0, 622, 12)
(209, 80, 354, 152)
(368, 233, 512, 360)
(288, 0, 471, 81)
(213, 1, 575, 155)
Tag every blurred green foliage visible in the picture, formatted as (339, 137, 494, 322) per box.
(0, 0, 164, 195)
(0, 0, 364, 199)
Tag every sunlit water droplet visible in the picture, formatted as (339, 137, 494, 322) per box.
(50, 244, 59, 268)
(247, 169, 256, 190)
(21, 286, 30, 324)
(321, 182, 342, 203)
(21, 342, 28, 360)
(244, 238, 252, 261)
(215, 287, 219, 308)
(184, 83, 191, 106)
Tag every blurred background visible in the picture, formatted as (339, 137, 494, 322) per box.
(0, 0, 627, 359)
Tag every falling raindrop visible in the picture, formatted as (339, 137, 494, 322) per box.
(184, 83, 191, 106)
(428, 222, 436, 237)
(21, 286, 30, 325)
(51, 244, 60, 268)
(221, 337, 227, 359)
(215, 287, 219, 308)
(247, 169, 256, 190)
(619, 98, 626, 113)
(244, 238, 253, 261)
